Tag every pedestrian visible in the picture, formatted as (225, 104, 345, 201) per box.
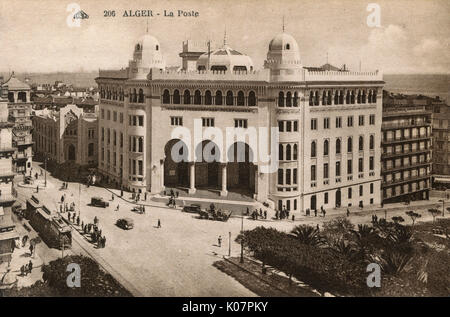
(314, 209, 317, 217)
(316, 224, 320, 231)
(60, 205, 63, 213)
(218, 235, 222, 247)
(346, 208, 350, 217)
(103, 236, 106, 248)
(259, 208, 263, 218)
(157, 219, 161, 228)
(116, 204, 119, 211)
(112, 193, 114, 201)
(29, 243, 34, 256)
(94, 216, 98, 225)
(28, 260, 33, 274)
(264, 210, 267, 219)
(275, 210, 279, 219)
(144, 192, 147, 200)
(36, 185, 39, 193)
(323, 209, 326, 217)
(20, 265, 25, 276)
(76, 216, 80, 226)
(61, 195, 64, 203)
(246, 207, 249, 215)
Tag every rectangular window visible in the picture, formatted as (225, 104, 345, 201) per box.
(359, 185, 363, 196)
(120, 132, 123, 148)
(348, 188, 352, 199)
(293, 121, 298, 132)
(107, 110, 111, 120)
(369, 114, 375, 125)
(101, 127, 104, 141)
(358, 158, 363, 172)
(359, 115, 364, 126)
(370, 183, 374, 194)
(138, 160, 143, 175)
(119, 112, 123, 123)
(323, 117, 330, 129)
(311, 118, 317, 130)
(113, 111, 117, 122)
(234, 119, 248, 128)
(324, 192, 328, 204)
(336, 117, 342, 128)
(311, 165, 316, 181)
(324, 163, 329, 179)
(347, 159, 352, 174)
(138, 116, 144, 126)
(171, 116, 183, 126)
(293, 168, 297, 184)
(347, 116, 353, 127)
(286, 169, 291, 185)
(286, 121, 292, 132)
(202, 117, 215, 127)
(101, 109, 105, 119)
(336, 161, 341, 176)
(369, 156, 374, 170)
(278, 169, 283, 185)
(278, 121, 284, 132)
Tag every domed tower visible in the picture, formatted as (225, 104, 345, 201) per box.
(264, 32, 303, 81)
(128, 34, 166, 79)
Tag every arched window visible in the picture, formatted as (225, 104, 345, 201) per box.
(362, 90, 366, 104)
(226, 90, 234, 106)
(314, 91, 319, 106)
(194, 90, 201, 105)
(309, 91, 314, 106)
(237, 91, 245, 106)
(311, 141, 316, 158)
(324, 140, 329, 156)
(293, 92, 298, 107)
(359, 136, 364, 151)
(215, 90, 223, 105)
(334, 91, 339, 105)
(205, 90, 212, 105)
(286, 92, 292, 107)
(369, 135, 374, 150)
(293, 144, 298, 160)
(173, 90, 180, 104)
(286, 43, 290, 50)
(286, 144, 291, 160)
(336, 138, 341, 154)
(279, 144, 284, 160)
(346, 91, 350, 104)
(351, 90, 355, 104)
(339, 90, 344, 104)
(347, 137, 353, 153)
(162, 89, 170, 104)
(132, 89, 137, 103)
(183, 90, 191, 104)
(138, 89, 144, 103)
(129, 89, 132, 102)
(248, 91, 256, 106)
(357, 90, 361, 104)
(322, 91, 327, 105)
(373, 89, 377, 103)
(278, 91, 284, 107)
(156, 45, 159, 51)
(368, 90, 373, 104)
(327, 90, 332, 105)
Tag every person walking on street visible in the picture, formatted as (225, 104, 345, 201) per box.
(157, 219, 161, 228)
(29, 243, 34, 257)
(36, 185, 39, 193)
(314, 209, 318, 217)
(347, 208, 350, 217)
(28, 260, 33, 274)
(116, 204, 120, 211)
(264, 210, 267, 219)
(218, 235, 222, 247)
(111, 193, 114, 201)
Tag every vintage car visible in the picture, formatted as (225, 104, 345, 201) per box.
(90, 197, 109, 208)
(116, 218, 134, 230)
(199, 208, 232, 222)
(182, 204, 202, 213)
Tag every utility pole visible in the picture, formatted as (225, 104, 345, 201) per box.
(44, 156, 47, 187)
(240, 212, 244, 263)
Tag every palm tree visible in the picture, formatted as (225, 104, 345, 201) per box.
(350, 224, 380, 259)
(377, 249, 414, 276)
(290, 225, 324, 247)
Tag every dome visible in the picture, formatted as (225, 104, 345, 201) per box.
(265, 32, 301, 68)
(196, 46, 254, 72)
(132, 34, 165, 70)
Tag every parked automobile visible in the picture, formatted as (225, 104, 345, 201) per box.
(116, 218, 134, 230)
(182, 204, 202, 213)
(90, 197, 109, 208)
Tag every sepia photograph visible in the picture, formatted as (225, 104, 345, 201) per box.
(0, 0, 449, 306)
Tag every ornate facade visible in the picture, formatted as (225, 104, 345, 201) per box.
(96, 32, 384, 212)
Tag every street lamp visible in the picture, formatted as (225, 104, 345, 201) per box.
(240, 211, 244, 263)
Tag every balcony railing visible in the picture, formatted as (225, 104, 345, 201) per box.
(382, 174, 430, 187)
(381, 160, 431, 173)
(381, 148, 431, 159)
(382, 135, 430, 144)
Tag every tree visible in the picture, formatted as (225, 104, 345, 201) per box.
(405, 210, 421, 227)
(322, 217, 355, 246)
(391, 216, 405, 224)
(427, 208, 441, 223)
(290, 225, 325, 247)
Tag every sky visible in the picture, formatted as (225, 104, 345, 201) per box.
(0, 0, 449, 74)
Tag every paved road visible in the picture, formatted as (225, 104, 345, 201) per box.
(15, 163, 447, 296)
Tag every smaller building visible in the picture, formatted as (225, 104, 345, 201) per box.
(430, 99, 450, 188)
(32, 104, 98, 167)
(1, 73, 33, 175)
(381, 91, 433, 203)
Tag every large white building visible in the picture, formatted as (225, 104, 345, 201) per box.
(96, 30, 384, 212)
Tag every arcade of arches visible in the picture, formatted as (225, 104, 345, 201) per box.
(163, 139, 256, 197)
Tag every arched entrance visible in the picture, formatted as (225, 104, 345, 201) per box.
(226, 142, 255, 196)
(164, 139, 189, 188)
(335, 189, 341, 208)
(68, 144, 76, 161)
(195, 140, 220, 188)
